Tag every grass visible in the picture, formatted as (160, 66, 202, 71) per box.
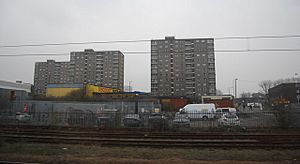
(0, 142, 299, 163)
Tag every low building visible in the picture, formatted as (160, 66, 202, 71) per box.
(46, 83, 84, 97)
(46, 83, 121, 98)
(202, 95, 234, 108)
(269, 83, 300, 105)
(0, 80, 32, 111)
(159, 97, 188, 111)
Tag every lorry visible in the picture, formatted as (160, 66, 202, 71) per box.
(179, 104, 216, 120)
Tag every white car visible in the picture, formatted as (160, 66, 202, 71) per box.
(215, 108, 237, 118)
(172, 112, 190, 128)
(16, 112, 31, 122)
(123, 114, 143, 127)
(218, 113, 240, 127)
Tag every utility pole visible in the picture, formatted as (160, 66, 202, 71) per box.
(234, 78, 238, 98)
(128, 80, 132, 92)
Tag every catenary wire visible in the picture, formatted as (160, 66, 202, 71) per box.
(0, 39, 150, 48)
(1, 49, 300, 57)
(1, 34, 300, 48)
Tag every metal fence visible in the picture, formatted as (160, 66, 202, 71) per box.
(1, 110, 300, 131)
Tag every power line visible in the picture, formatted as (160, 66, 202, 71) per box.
(215, 48, 300, 52)
(238, 79, 259, 83)
(0, 53, 70, 57)
(214, 34, 300, 40)
(1, 48, 300, 57)
(1, 34, 300, 48)
(0, 39, 150, 48)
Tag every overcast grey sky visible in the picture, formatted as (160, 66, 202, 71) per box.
(0, 0, 300, 96)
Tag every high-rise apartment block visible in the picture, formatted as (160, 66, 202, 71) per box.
(151, 36, 216, 97)
(34, 49, 124, 96)
(34, 60, 69, 95)
(69, 49, 124, 90)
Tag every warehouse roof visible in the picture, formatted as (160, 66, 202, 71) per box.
(0, 80, 32, 93)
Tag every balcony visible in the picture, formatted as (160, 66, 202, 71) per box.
(151, 80, 158, 83)
(184, 41, 193, 46)
(208, 65, 215, 69)
(185, 59, 194, 63)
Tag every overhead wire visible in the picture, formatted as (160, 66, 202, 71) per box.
(0, 34, 300, 48)
(0, 39, 150, 48)
(1, 48, 300, 57)
(1, 34, 300, 57)
(214, 34, 300, 40)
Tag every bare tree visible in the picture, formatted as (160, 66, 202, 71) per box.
(259, 80, 273, 95)
(273, 79, 284, 86)
(272, 77, 300, 87)
(240, 92, 252, 98)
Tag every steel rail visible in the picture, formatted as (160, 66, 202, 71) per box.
(1, 134, 300, 149)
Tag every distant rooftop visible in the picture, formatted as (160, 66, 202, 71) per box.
(0, 80, 32, 93)
(152, 36, 214, 41)
(71, 49, 123, 54)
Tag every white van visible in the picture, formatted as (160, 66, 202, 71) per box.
(179, 104, 216, 120)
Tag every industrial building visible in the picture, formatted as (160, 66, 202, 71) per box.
(46, 83, 120, 98)
(0, 80, 32, 111)
(46, 83, 84, 97)
(269, 82, 300, 105)
(34, 49, 124, 96)
(151, 36, 216, 98)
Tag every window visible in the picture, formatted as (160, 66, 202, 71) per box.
(207, 39, 213, 43)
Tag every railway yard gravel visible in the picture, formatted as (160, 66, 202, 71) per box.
(0, 142, 299, 163)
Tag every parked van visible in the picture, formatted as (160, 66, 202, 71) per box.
(179, 104, 216, 120)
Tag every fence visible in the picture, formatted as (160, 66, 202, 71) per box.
(1, 110, 300, 131)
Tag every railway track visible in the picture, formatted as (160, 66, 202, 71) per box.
(1, 126, 300, 148)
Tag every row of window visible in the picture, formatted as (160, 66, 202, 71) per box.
(152, 39, 213, 45)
